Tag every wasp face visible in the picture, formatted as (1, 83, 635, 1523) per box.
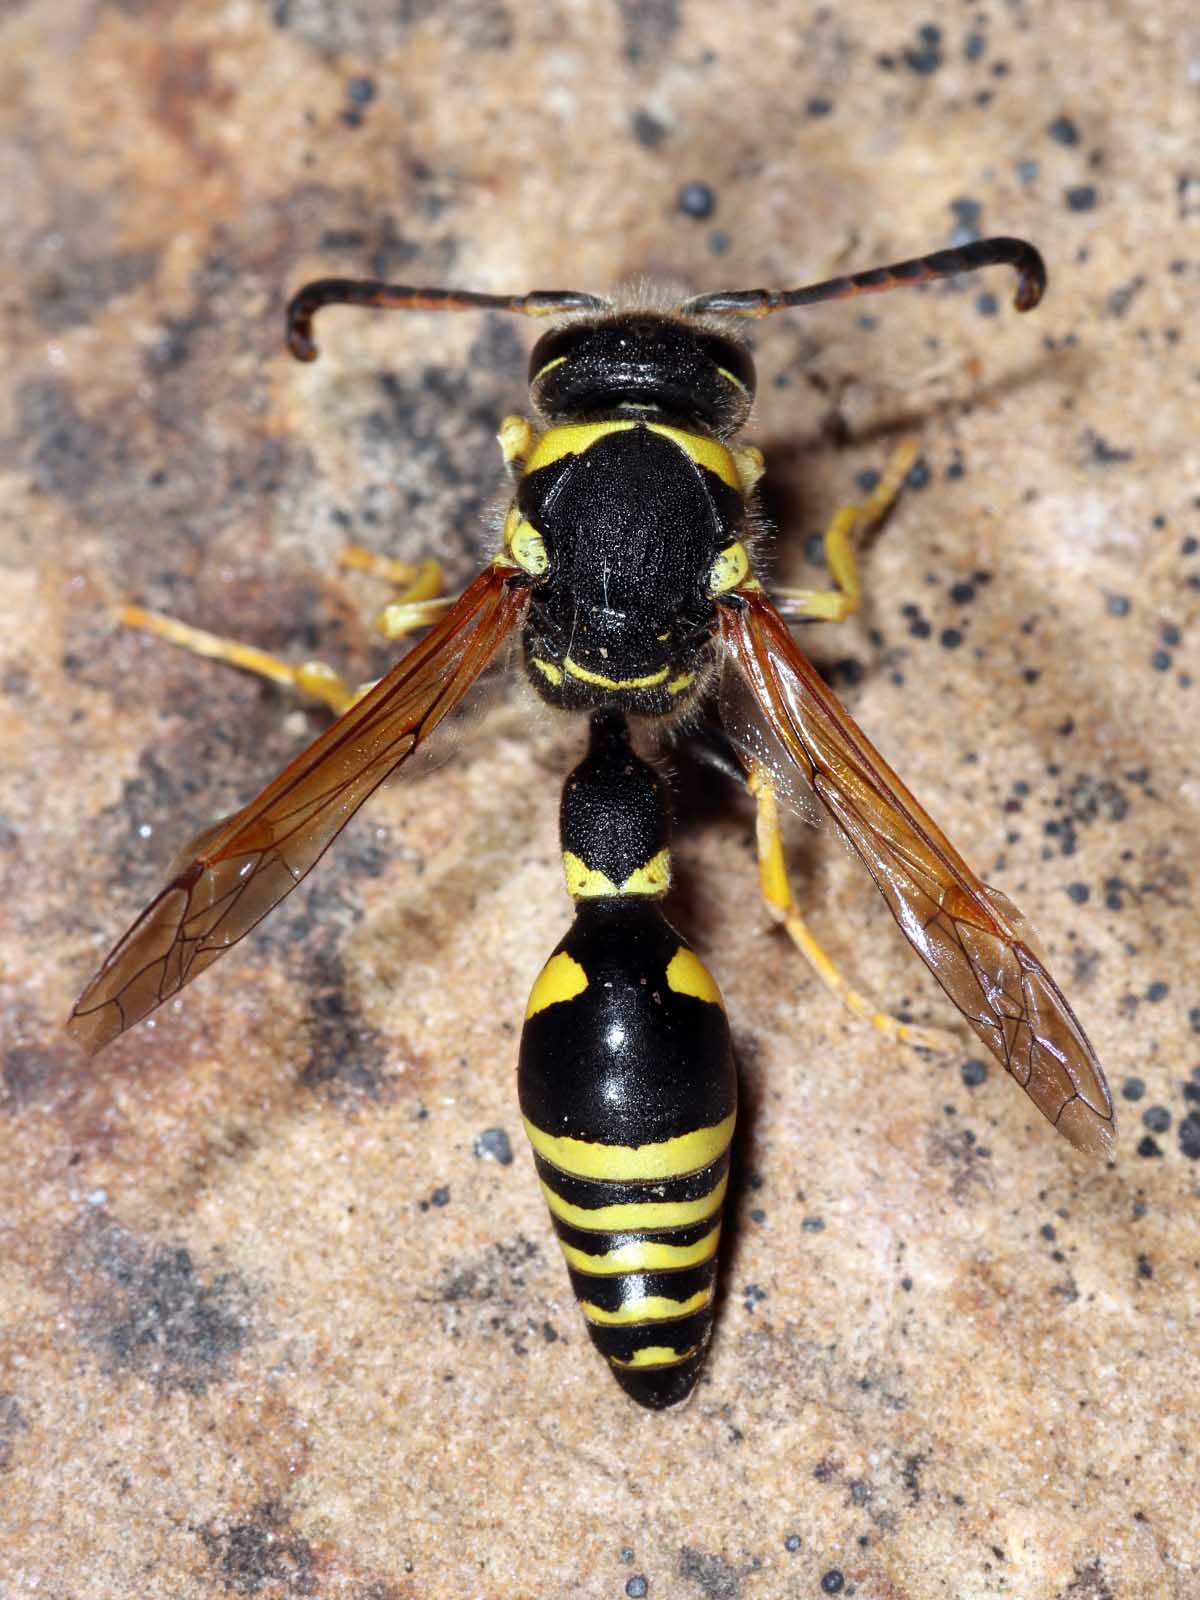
(528, 312, 756, 436)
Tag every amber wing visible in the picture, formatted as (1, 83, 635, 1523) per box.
(718, 588, 1115, 1156)
(70, 564, 530, 1056)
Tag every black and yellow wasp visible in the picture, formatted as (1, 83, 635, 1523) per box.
(71, 238, 1114, 1409)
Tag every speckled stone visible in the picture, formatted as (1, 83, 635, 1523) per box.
(2, 2, 1197, 1596)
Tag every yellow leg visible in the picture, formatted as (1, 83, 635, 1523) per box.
(119, 552, 449, 715)
(774, 438, 919, 623)
(336, 548, 454, 642)
(118, 606, 364, 714)
(748, 763, 956, 1053)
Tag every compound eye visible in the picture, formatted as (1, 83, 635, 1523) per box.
(528, 322, 594, 385)
(695, 333, 756, 398)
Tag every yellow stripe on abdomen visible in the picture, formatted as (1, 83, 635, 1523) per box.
(540, 1173, 728, 1233)
(610, 1344, 701, 1370)
(523, 1112, 735, 1182)
(580, 1286, 714, 1326)
(559, 1222, 721, 1275)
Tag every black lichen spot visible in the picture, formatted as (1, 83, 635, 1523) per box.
(961, 1058, 988, 1088)
(29, 236, 158, 333)
(964, 30, 986, 62)
(1142, 1106, 1171, 1134)
(1105, 594, 1131, 617)
(948, 196, 983, 244)
(346, 75, 376, 104)
(1065, 185, 1098, 212)
(18, 378, 119, 516)
(631, 108, 668, 147)
(299, 949, 390, 1099)
(1061, 1557, 1116, 1600)
(0, 1392, 29, 1469)
(806, 96, 834, 117)
(626, 1578, 649, 1599)
(903, 1451, 927, 1504)
(901, 602, 932, 641)
(3, 1045, 68, 1112)
(66, 1215, 252, 1393)
(742, 1282, 768, 1313)
(617, 0, 680, 64)
(1047, 115, 1080, 146)
(905, 456, 931, 491)
(784, 1533, 802, 1552)
(1066, 882, 1090, 904)
(1145, 980, 1169, 1002)
(678, 182, 716, 220)
(473, 1127, 514, 1165)
(826, 656, 865, 689)
(801, 1215, 826, 1233)
(1083, 430, 1134, 465)
(197, 1501, 317, 1596)
(677, 1544, 755, 1599)
(1136, 1135, 1163, 1159)
(903, 22, 943, 74)
(1106, 277, 1146, 318)
(1178, 1112, 1200, 1160)
(821, 1571, 846, 1595)
(1064, 773, 1129, 827)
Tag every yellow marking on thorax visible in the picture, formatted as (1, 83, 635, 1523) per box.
(497, 414, 536, 468)
(563, 656, 669, 691)
(502, 505, 549, 577)
(563, 847, 670, 899)
(525, 951, 588, 1019)
(708, 540, 750, 596)
(558, 1221, 721, 1275)
(531, 656, 563, 687)
(580, 1285, 714, 1326)
(645, 423, 739, 489)
(665, 946, 725, 1010)
(524, 420, 635, 473)
(523, 419, 741, 491)
(523, 1111, 736, 1181)
(541, 1171, 727, 1233)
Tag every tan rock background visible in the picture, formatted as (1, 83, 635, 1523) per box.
(1, 1, 1197, 1596)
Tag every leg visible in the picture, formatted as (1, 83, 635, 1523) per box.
(118, 605, 364, 714)
(120, 551, 450, 715)
(336, 549, 454, 641)
(774, 438, 919, 624)
(748, 762, 956, 1053)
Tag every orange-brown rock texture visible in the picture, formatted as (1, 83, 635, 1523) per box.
(1, 2, 1197, 1595)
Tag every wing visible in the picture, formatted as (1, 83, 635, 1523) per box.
(717, 587, 1115, 1156)
(70, 563, 531, 1056)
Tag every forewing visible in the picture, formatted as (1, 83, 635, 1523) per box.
(718, 589, 1115, 1156)
(70, 564, 530, 1056)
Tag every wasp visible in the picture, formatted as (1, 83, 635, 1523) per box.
(70, 237, 1115, 1409)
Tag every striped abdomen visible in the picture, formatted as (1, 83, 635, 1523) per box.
(518, 712, 736, 1406)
